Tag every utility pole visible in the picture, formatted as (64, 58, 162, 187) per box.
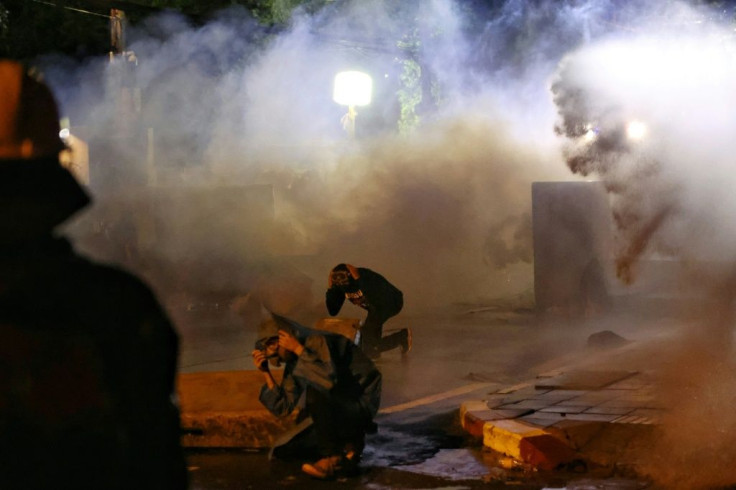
(110, 8, 126, 54)
(108, 7, 139, 131)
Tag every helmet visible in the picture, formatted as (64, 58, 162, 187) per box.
(0, 60, 90, 243)
(0, 61, 66, 159)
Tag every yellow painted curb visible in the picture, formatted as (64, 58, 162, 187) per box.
(482, 419, 549, 460)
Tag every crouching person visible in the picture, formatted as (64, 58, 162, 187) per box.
(252, 313, 381, 479)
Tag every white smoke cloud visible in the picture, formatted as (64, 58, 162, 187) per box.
(551, 2, 736, 487)
(552, 1, 736, 276)
(45, 0, 597, 313)
(45, 0, 736, 312)
(34, 0, 736, 484)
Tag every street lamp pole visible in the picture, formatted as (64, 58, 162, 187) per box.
(343, 105, 357, 138)
(333, 71, 372, 139)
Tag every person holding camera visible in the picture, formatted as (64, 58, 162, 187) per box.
(252, 312, 381, 480)
(326, 264, 411, 359)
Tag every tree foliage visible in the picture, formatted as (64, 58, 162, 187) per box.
(0, 0, 324, 61)
(0, 4, 9, 56)
(1, 0, 111, 61)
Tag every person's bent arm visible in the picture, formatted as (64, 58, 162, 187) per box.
(252, 350, 301, 417)
(326, 286, 345, 316)
(252, 349, 277, 390)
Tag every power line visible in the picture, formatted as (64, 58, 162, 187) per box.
(30, 0, 113, 19)
(29, 0, 163, 17)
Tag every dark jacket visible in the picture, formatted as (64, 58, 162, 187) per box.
(325, 267, 403, 321)
(0, 236, 186, 490)
(258, 314, 381, 424)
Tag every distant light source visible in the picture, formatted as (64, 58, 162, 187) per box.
(583, 124, 598, 143)
(333, 71, 372, 107)
(626, 120, 647, 140)
(333, 71, 373, 139)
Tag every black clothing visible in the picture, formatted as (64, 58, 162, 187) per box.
(0, 63, 185, 488)
(0, 156, 90, 244)
(0, 236, 186, 490)
(258, 314, 381, 457)
(326, 267, 405, 356)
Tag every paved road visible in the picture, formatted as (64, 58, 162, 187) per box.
(174, 303, 649, 489)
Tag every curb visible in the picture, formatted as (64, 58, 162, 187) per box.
(178, 370, 292, 448)
(460, 369, 662, 470)
(176, 318, 360, 448)
(180, 411, 294, 448)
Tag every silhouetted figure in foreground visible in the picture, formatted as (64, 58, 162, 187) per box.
(252, 313, 381, 480)
(0, 60, 186, 490)
(326, 263, 411, 359)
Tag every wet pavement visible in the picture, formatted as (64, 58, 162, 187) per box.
(175, 302, 659, 489)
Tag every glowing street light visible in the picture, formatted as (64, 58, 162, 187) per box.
(333, 71, 372, 138)
(626, 120, 647, 140)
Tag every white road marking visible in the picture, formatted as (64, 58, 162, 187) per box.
(378, 382, 494, 414)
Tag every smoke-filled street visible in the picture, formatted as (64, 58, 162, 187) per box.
(6, 0, 736, 488)
(175, 295, 736, 489)
(179, 301, 653, 489)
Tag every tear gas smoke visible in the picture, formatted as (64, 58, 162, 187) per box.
(551, 1, 736, 487)
(552, 3, 736, 283)
(49, 0, 586, 313)
(34, 0, 736, 485)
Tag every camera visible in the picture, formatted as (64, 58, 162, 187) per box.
(255, 337, 278, 369)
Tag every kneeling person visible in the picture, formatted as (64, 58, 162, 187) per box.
(252, 313, 382, 479)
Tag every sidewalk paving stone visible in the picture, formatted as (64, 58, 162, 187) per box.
(496, 381, 536, 394)
(535, 370, 638, 390)
(582, 406, 635, 416)
(564, 390, 623, 405)
(612, 414, 657, 425)
(538, 404, 590, 414)
(487, 391, 551, 407)
(561, 412, 622, 422)
(531, 389, 587, 401)
(498, 399, 558, 411)
(460, 367, 664, 471)
(596, 395, 657, 408)
(519, 411, 568, 428)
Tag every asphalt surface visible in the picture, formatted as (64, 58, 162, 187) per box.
(173, 301, 654, 489)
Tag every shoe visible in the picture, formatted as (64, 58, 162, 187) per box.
(302, 450, 361, 479)
(400, 328, 412, 355)
(341, 449, 361, 476)
(301, 455, 342, 479)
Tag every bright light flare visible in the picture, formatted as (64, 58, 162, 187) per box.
(626, 120, 647, 140)
(59, 128, 70, 140)
(333, 71, 372, 107)
(583, 124, 598, 143)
